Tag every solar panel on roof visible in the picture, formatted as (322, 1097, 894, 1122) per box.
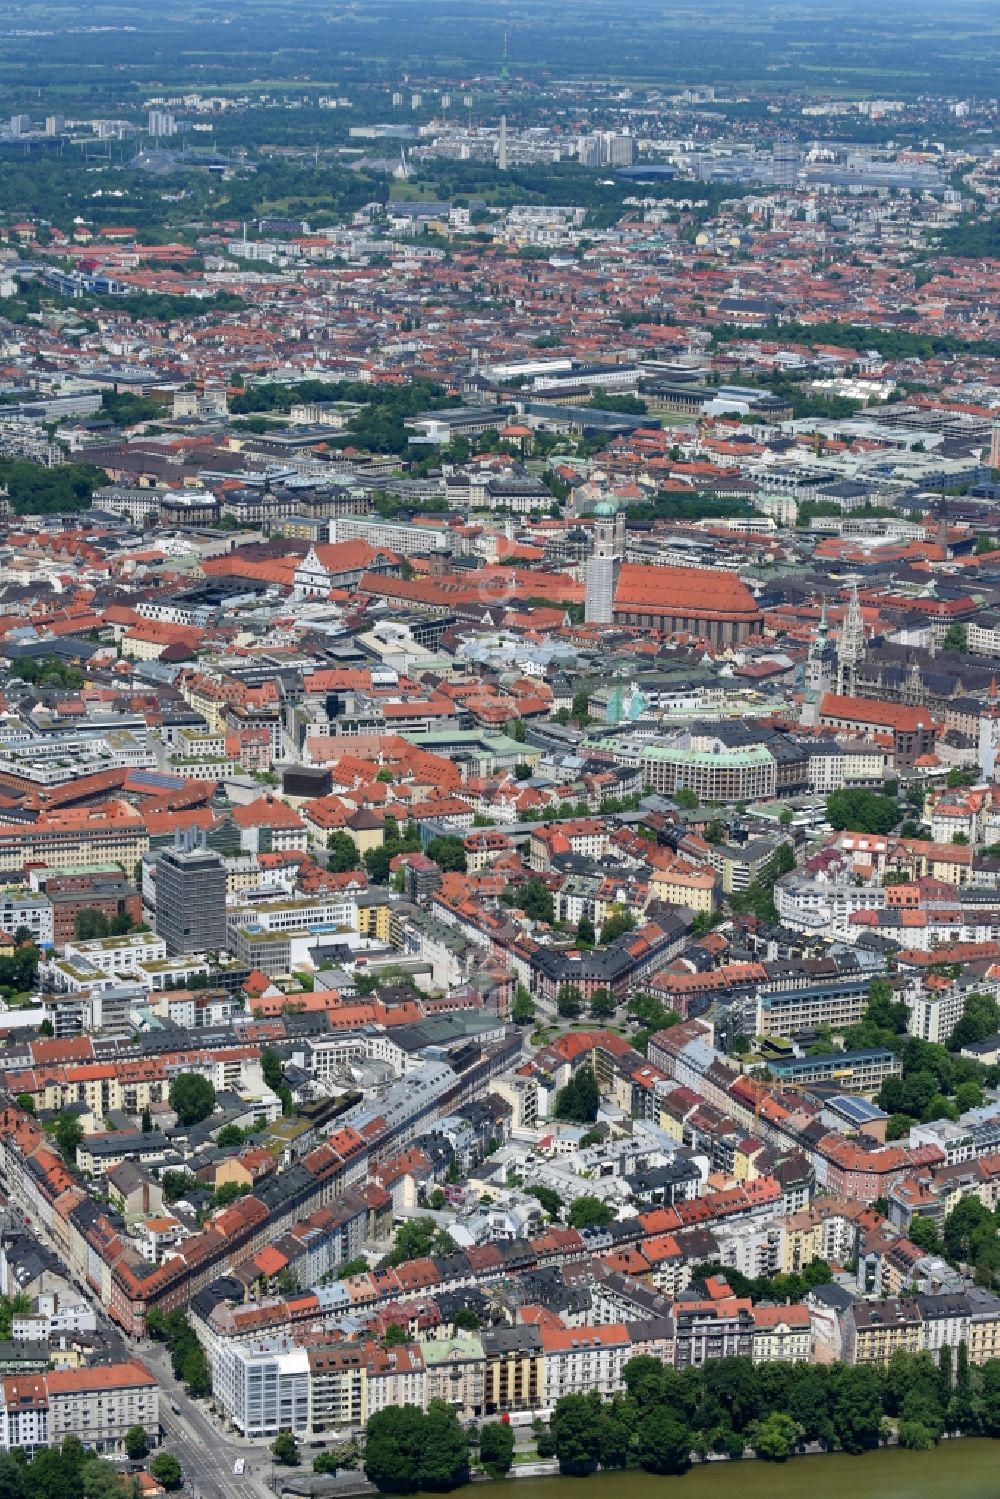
(127, 770, 187, 790)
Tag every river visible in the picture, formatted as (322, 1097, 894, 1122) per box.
(445, 1440, 1000, 1499)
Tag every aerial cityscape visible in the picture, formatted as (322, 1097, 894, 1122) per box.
(2, 1, 1000, 1497)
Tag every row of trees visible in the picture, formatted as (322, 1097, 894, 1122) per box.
(711, 317, 997, 361)
(544, 1346, 1000, 1473)
(145, 1308, 212, 1398)
(358, 1346, 1000, 1493)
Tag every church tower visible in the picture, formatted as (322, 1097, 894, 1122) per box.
(801, 599, 834, 725)
(837, 584, 864, 697)
(585, 502, 625, 625)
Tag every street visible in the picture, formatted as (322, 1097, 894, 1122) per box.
(143, 1339, 277, 1499)
(0, 1199, 275, 1499)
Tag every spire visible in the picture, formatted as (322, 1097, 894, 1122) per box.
(837, 583, 864, 697)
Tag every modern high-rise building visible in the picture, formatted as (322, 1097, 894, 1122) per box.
(147, 109, 177, 138)
(772, 140, 800, 187)
(579, 133, 635, 169)
(601, 132, 635, 168)
(585, 503, 625, 624)
(154, 828, 227, 956)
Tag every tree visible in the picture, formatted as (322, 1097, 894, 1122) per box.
(0, 1453, 23, 1499)
(479, 1422, 514, 1478)
(948, 992, 1000, 1051)
(570, 690, 591, 725)
(600, 910, 636, 943)
(161, 1169, 197, 1203)
(365, 1405, 427, 1492)
(786, 1364, 835, 1447)
(553, 1065, 599, 1122)
(140, 1106, 152, 1134)
(338, 1256, 370, 1280)
(384, 1323, 409, 1346)
(147, 1457, 180, 1493)
(123, 1426, 148, 1461)
(576, 914, 595, 947)
(327, 830, 359, 872)
(261, 1046, 293, 1113)
(22, 1448, 82, 1499)
(943, 1195, 994, 1264)
(426, 835, 467, 873)
(826, 789, 900, 835)
(956, 1079, 984, 1113)
(953, 1340, 977, 1432)
(54, 1112, 83, 1164)
(505, 878, 554, 923)
(673, 786, 699, 810)
(418, 1402, 470, 1491)
(556, 983, 583, 1019)
(181, 1341, 212, 1397)
(634, 1406, 691, 1474)
(511, 986, 535, 1024)
(832, 1365, 884, 1452)
(750, 1411, 801, 1461)
(981, 1358, 1000, 1435)
(590, 987, 615, 1020)
(525, 1184, 563, 1220)
(168, 1073, 215, 1127)
(551, 1392, 604, 1473)
(942, 623, 968, 653)
(314, 1444, 359, 1474)
(365, 847, 392, 884)
(73, 908, 109, 941)
(271, 1431, 300, 1467)
(387, 1217, 455, 1267)
(908, 1215, 942, 1254)
(567, 1194, 613, 1230)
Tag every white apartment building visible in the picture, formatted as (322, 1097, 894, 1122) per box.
(775, 873, 887, 936)
(540, 1324, 631, 1405)
(62, 931, 167, 980)
(905, 981, 965, 1045)
(0, 890, 53, 948)
(213, 1343, 310, 1439)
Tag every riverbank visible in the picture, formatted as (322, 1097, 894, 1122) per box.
(419, 1439, 1000, 1499)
